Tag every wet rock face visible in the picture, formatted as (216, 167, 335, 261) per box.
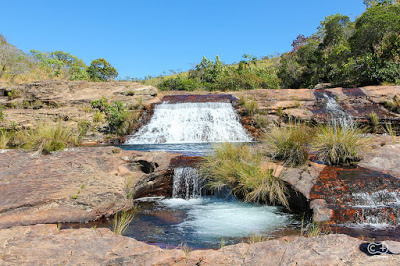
(1, 225, 400, 265)
(310, 166, 400, 225)
(0, 147, 179, 229)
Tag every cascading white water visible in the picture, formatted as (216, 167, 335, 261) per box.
(322, 93, 353, 128)
(126, 102, 251, 144)
(172, 167, 201, 199)
(351, 190, 400, 226)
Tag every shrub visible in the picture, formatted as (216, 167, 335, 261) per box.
(112, 210, 135, 235)
(311, 125, 369, 165)
(200, 143, 288, 207)
(264, 123, 312, 167)
(20, 123, 78, 154)
(91, 99, 136, 135)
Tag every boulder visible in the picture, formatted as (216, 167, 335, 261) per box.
(0, 147, 179, 229)
(1, 224, 400, 265)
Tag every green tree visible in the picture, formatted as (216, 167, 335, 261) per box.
(87, 58, 118, 81)
(49, 51, 88, 80)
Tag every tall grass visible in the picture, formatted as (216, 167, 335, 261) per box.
(200, 143, 288, 207)
(238, 97, 259, 116)
(20, 123, 78, 154)
(0, 129, 11, 149)
(311, 125, 369, 165)
(264, 123, 313, 167)
(368, 112, 379, 132)
(112, 210, 135, 235)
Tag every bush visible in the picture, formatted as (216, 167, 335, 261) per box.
(200, 143, 288, 207)
(91, 99, 137, 135)
(19, 123, 78, 154)
(264, 123, 312, 167)
(311, 125, 369, 165)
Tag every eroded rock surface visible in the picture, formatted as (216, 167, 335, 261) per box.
(1, 224, 399, 265)
(0, 147, 178, 229)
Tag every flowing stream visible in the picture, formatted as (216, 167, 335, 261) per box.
(120, 99, 299, 248)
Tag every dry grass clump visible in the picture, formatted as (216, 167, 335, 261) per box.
(311, 125, 369, 165)
(264, 123, 313, 167)
(19, 123, 78, 154)
(0, 129, 11, 149)
(112, 210, 135, 235)
(200, 143, 288, 207)
(239, 97, 259, 116)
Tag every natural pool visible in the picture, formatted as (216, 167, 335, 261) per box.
(125, 196, 300, 249)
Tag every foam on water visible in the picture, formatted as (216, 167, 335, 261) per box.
(162, 197, 293, 239)
(126, 102, 251, 144)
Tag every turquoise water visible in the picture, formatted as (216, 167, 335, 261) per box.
(125, 196, 300, 249)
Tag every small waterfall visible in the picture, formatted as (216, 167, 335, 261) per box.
(172, 167, 201, 199)
(321, 93, 353, 128)
(351, 190, 400, 226)
(126, 102, 251, 144)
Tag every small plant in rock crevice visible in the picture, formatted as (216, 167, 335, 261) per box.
(112, 210, 136, 235)
(368, 112, 379, 133)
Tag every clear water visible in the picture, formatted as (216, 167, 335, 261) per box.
(125, 102, 252, 144)
(125, 196, 299, 249)
(119, 143, 214, 156)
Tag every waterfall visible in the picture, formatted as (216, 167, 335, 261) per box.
(172, 167, 201, 199)
(321, 93, 353, 128)
(126, 102, 251, 144)
(351, 190, 400, 226)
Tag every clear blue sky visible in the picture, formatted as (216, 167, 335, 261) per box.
(1, 0, 366, 79)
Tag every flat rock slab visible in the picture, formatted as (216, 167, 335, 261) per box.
(1, 224, 399, 265)
(0, 147, 178, 229)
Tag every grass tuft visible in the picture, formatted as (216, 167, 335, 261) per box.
(112, 210, 135, 235)
(311, 125, 369, 166)
(200, 143, 288, 207)
(264, 123, 312, 167)
(19, 123, 78, 154)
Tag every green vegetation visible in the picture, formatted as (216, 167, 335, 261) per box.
(87, 58, 118, 81)
(200, 143, 288, 207)
(311, 125, 368, 165)
(264, 123, 313, 167)
(20, 123, 78, 154)
(368, 112, 379, 132)
(278, 2, 400, 88)
(239, 96, 259, 116)
(383, 95, 400, 113)
(112, 210, 135, 235)
(91, 98, 137, 135)
(0, 128, 11, 149)
(158, 55, 280, 91)
(248, 233, 268, 244)
(0, 35, 118, 83)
